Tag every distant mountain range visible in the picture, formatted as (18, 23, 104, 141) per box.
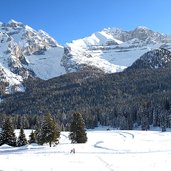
(1, 20, 171, 96)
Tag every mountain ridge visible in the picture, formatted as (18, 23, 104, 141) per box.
(1, 20, 171, 95)
(65, 26, 171, 73)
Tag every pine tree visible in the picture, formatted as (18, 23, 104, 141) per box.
(17, 127, 28, 146)
(34, 116, 43, 145)
(0, 117, 16, 146)
(69, 112, 87, 143)
(160, 110, 167, 132)
(141, 113, 150, 130)
(38, 113, 60, 147)
(141, 102, 150, 130)
(29, 130, 36, 144)
(61, 123, 65, 131)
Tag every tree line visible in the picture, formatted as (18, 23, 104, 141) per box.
(0, 112, 87, 147)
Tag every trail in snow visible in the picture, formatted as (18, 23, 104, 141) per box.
(94, 141, 117, 152)
(93, 140, 171, 155)
(111, 131, 135, 139)
(119, 131, 135, 139)
(0, 145, 46, 155)
(97, 156, 114, 171)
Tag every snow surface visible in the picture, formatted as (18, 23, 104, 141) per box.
(1, 129, 171, 171)
(26, 47, 65, 80)
(0, 64, 25, 93)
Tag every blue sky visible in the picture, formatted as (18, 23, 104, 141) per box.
(1, 0, 171, 44)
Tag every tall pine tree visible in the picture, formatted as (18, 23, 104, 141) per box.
(38, 113, 60, 147)
(69, 112, 87, 143)
(0, 117, 16, 146)
(17, 127, 28, 146)
(29, 130, 36, 144)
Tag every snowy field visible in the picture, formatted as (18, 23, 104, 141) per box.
(1, 128, 171, 171)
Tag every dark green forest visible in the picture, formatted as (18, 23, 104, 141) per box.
(1, 64, 171, 130)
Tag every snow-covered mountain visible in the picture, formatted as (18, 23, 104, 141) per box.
(1, 20, 171, 95)
(128, 48, 171, 70)
(0, 20, 65, 94)
(64, 26, 171, 73)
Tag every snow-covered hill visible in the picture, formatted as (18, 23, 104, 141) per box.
(64, 26, 171, 73)
(128, 48, 171, 70)
(0, 20, 65, 94)
(1, 129, 171, 171)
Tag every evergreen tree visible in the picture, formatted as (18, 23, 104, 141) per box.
(69, 112, 87, 143)
(29, 130, 36, 144)
(0, 117, 16, 146)
(38, 113, 60, 147)
(35, 127, 43, 145)
(160, 110, 167, 132)
(141, 102, 150, 130)
(141, 113, 150, 130)
(0, 133, 2, 145)
(164, 98, 170, 111)
(61, 123, 65, 131)
(34, 116, 43, 144)
(17, 127, 28, 146)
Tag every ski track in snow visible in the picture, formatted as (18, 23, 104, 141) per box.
(97, 156, 114, 171)
(93, 140, 171, 155)
(106, 131, 135, 141)
(120, 132, 135, 139)
(92, 130, 171, 155)
(94, 141, 117, 152)
(0, 146, 46, 155)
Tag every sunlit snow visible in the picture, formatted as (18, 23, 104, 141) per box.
(1, 128, 171, 171)
(27, 47, 65, 80)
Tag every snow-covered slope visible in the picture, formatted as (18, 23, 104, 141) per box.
(64, 27, 171, 73)
(1, 129, 171, 171)
(0, 20, 65, 94)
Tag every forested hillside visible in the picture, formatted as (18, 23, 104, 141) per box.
(1, 65, 171, 130)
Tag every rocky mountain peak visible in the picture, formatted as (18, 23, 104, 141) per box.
(0, 20, 65, 95)
(130, 26, 163, 43)
(65, 26, 171, 73)
(7, 19, 24, 28)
